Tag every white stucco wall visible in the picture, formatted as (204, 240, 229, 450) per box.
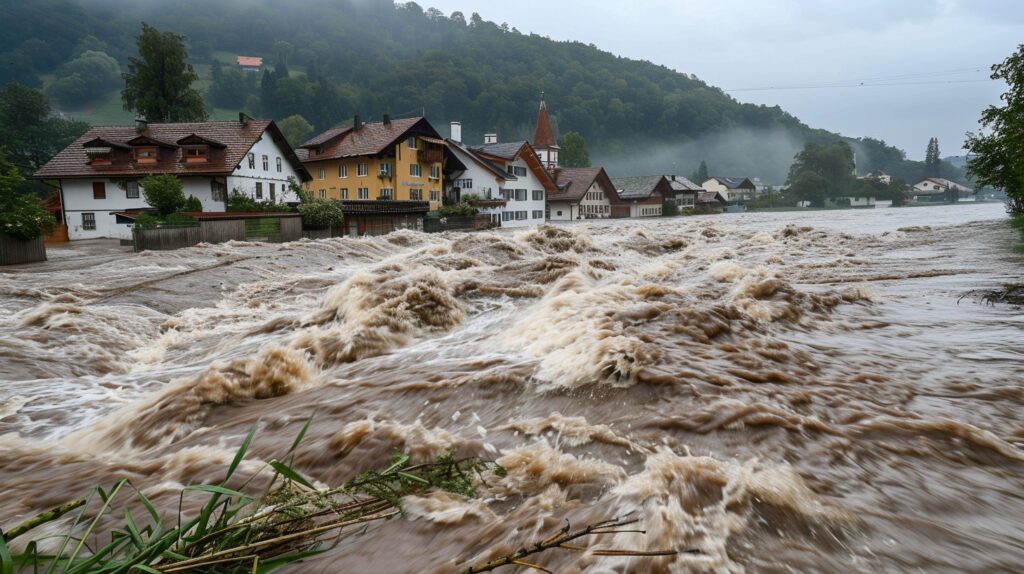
(227, 133, 303, 203)
(547, 201, 577, 221)
(578, 182, 611, 218)
(499, 156, 546, 228)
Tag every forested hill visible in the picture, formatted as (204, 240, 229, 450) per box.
(1, 0, 950, 182)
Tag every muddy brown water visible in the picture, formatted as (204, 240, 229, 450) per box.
(1, 202, 1021, 573)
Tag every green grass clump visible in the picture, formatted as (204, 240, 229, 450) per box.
(0, 420, 503, 574)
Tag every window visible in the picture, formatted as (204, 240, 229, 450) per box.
(409, 163, 421, 177)
(262, 155, 269, 171)
(508, 165, 527, 177)
(532, 190, 543, 201)
(380, 163, 391, 176)
(407, 136, 417, 149)
(456, 178, 472, 189)
(515, 189, 527, 201)
(341, 188, 349, 199)
(319, 189, 326, 199)
(532, 210, 544, 219)
(501, 211, 512, 222)
(339, 164, 349, 178)
(430, 190, 438, 201)
(255, 182, 263, 199)
(380, 188, 394, 200)
(211, 180, 227, 202)
(409, 189, 422, 200)
(125, 181, 139, 199)
(556, 210, 563, 216)
(429, 165, 440, 179)
(358, 187, 369, 199)
(134, 147, 158, 163)
(269, 182, 276, 202)
(92, 181, 106, 199)
(500, 189, 513, 200)
(357, 163, 368, 177)
(276, 157, 283, 172)
(318, 168, 326, 180)
(82, 212, 96, 230)
(515, 211, 527, 220)
(185, 146, 208, 162)
(248, 153, 255, 169)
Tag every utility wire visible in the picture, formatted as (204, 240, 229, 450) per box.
(725, 66, 993, 92)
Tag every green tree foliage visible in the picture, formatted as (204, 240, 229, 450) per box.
(0, 152, 56, 240)
(558, 131, 590, 167)
(47, 50, 121, 106)
(183, 195, 203, 212)
(141, 174, 186, 215)
(965, 44, 1024, 214)
(786, 142, 856, 205)
(298, 198, 344, 228)
(0, 83, 89, 175)
(122, 23, 207, 122)
(924, 137, 942, 177)
(208, 59, 253, 109)
(691, 160, 709, 184)
(279, 114, 314, 147)
(788, 171, 830, 207)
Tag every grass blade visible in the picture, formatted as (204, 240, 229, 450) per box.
(226, 424, 259, 482)
(0, 531, 13, 574)
(268, 461, 316, 490)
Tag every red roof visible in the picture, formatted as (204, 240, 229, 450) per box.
(237, 56, 262, 67)
(298, 117, 440, 160)
(533, 94, 556, 147)
(33, 119, 310, 181)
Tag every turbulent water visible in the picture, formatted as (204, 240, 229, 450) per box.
(1, 202, 1021, 573)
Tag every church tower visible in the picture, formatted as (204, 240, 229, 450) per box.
(532, 91, 559, 172)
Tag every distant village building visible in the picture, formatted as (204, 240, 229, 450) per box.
(695, 191, 728, 213)
(702, 177, 756, 203)
(33, 115, 308, 240)
(860, 171, 892, 184)
(664, 174, 703, 209)
(444, 122, 557, 228)
(237, 56, 263, 72)
(297, 115, 445, 211)
(911, 177, 974, 202)
(612, 176, 669, 217)
(548, 167, 621, 220)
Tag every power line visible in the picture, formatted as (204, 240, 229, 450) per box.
(724, 66, 993, 92)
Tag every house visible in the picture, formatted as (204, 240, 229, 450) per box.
(695, 191, 728, 213)
(664, 175, 703, 209)
(237, 56, 263, 72)
(444, 123, 556, 228)
(827, 196, 876, 208)
(33, 114, 309, 241)
(860, 171, 892, 184)
(611, 176, 669, 218)
(548, 167, 622, 220)
(911, 177, 974, 202)
(298, 115, 445, 211)
(702, 177, 756, 203)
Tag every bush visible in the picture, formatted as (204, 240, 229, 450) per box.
(227, 190, 292, 213)
(662, 202, 679, 216)
(438, 201, 478, 216)
(298, 198, 344, 229)
(141, 174, 186, 215)
(0, 160, 55, 240)
(183, 194, 203, 212)
(133, 212, 159, 229)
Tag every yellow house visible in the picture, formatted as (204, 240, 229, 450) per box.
(297, 116, 444, 210)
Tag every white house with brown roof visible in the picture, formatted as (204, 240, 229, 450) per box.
(548, 167, 622, 220)
(34, 115, 308, 240)
(702, 176, 756, 203)
(911, 177, 974, 202)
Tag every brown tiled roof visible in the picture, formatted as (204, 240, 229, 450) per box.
(612, 176, 669, 199)
(533, 95, 555, 147)
(550, 167, 618, 202)
(34, 119, 310, 181)
(471, 141, 526, 161)
(697, 191, 727, 204)
(299, 117, 440, 161)
(666, 175, 703, 192)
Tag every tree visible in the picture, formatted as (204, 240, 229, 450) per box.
(788, 171, 830, 207)
(298, 198, 344, 229)
(558, 132, 590, 167)
(691, 160, 709, 183)
(141, 174, 186, 215)
(786, 142, 856, 200)
(0, 84, 89, 175)
(0, 152, 56, 240)
(47, 50, 121, 106)
(924, 137, 942, 177)
(122, 23, 207, 122)
(279, 114, 314, 147)
(965, 44, 1024, 214)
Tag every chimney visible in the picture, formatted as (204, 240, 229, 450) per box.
(670, 175, 676, 181)
(382, 113, 391, 126)
(239, 112, 253, 125)
(450, 121, 462, 143)
(484, 133, 498, 144)
(135, 117, 148, 132)
(353, 114, 362, 130)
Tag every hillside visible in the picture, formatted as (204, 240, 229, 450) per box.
(0, 0, 958, 183)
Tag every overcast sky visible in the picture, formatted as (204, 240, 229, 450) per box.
(422, 0, 1019, 160)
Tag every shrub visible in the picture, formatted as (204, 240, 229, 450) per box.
(133, 212, 159, 229)
(438, 201, 478, 217)
(141, 174, 185, 215)
(227, 189, 292, 212)
(183, 194, 203, 212)
(298, 198, 344, 229)
(0, 161, 55, 240)
(662, 202, 679, 216)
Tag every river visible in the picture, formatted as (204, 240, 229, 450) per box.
(1, 202, 1021, 572)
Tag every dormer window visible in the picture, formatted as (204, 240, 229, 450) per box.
(86, 147, 112, 165)
(134, 146, 158, 163)
(184, 146, 209, 163)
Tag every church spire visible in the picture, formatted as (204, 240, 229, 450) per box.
(533, 91, 555, 148)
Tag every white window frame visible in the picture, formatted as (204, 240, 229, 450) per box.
(357, 163, 368, 177)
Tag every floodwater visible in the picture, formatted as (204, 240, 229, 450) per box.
(1, 202, 1021, 573)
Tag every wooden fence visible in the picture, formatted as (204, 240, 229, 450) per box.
(424, 214, 495, 233)
(0, 233, 47, 265)
(133, 215, 303, 252)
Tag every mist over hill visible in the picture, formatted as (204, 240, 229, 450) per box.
(1, 0, 959, 183)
